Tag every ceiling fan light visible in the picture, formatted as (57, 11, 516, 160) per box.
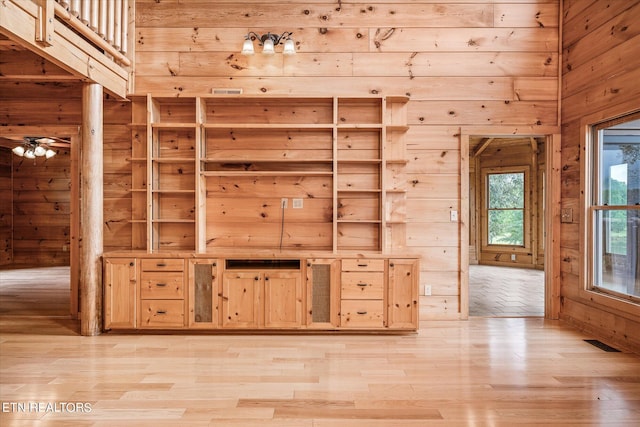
(45, 149, 57, 159)
(35, 137, 55, 144)
(34, 145, 47, 156)
(24, 149, 36, 159)
(12, 146, 25, 156)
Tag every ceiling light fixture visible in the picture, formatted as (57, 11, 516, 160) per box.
(241, 31, 295, 56)
(12, 137, 57, 159)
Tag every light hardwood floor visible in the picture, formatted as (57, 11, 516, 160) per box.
(1, 267, 640, 426)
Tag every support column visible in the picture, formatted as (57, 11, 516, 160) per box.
(81, 83, 104, 336)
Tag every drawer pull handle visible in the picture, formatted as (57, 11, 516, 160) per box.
(357, 311, 368, 315)
(357, 283, 368, 287)
(357, 263, 368, 267)
(156, 283, 167, 287)
(156, 310, 167, 315)
(156, 263, 166, 267)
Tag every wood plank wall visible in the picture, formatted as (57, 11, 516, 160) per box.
(133, 0, 560, 320)
(560, 0, 640, 350)
(0, 81, 131, 263)
(0, 148, 12, 265)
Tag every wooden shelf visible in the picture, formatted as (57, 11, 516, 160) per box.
(203, 123, 333, 129)
(387, 125, 410, 132)
(201, 171, 333, 177)
(151, 123, 197, 128)
(152, 157, 195, 163)
(128, 94, 408, 253)
(201, 158, 333, 164)
(338, 189, 382, 193)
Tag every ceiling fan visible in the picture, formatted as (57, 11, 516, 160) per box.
(9, 136, 70, 159)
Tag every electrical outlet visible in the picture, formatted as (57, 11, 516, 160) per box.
(62, 245, 68, 252)
(292, 198, 303, 209)
(281, 198, 288, 208)
(424, 285, 432, 296)
(511, 254, 516, 261)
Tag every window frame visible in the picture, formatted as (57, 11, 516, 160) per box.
(480, 165, 531, 252)
(585, 111, 640, 305)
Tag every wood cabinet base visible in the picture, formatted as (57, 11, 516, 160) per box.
(103, 252, 419, 332)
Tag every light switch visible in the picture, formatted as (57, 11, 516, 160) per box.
(450, 210, 458, 222)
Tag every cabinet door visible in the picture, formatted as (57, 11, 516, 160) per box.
(188, 259, 219, 328)
(263, 271, 303, 328)
(306, 259, 340, 328)
(387, 259, 419, 329)
(104, 258, 136, 329)
(221, 271, 261, 328)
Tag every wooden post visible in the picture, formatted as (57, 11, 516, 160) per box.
(81, 83, 104, 336)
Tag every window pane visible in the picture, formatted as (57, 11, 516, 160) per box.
(594, 209, 640, 298)
(488, 173, 524, 209)
(591, 115, 640, 301)
(489, 210, 524, 245)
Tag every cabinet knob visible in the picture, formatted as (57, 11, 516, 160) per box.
(265, 276, 269, 281)
(390, 263, 394, 267)
(129, 262, 134, 267)
(254, 277, 259, 281)
(212, 262, 217, 267)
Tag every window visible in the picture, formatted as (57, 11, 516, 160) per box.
(487, 171, 525, 246)
(590, 112, 640, 300)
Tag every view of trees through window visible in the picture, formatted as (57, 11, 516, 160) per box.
(487, 172, 525, 246)
(591, 114, 640, 299)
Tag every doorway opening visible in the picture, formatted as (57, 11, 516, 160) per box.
(461, 132, 561, 319)
(0, 127, 80, 320)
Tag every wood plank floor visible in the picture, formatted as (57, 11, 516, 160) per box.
(1, 267, 640, 426)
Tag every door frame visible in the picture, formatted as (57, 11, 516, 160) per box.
(0, 125, 81, 318)
(460, 126, 561, 320)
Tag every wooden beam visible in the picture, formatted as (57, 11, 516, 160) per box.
(0, 0, 128, 98)
(34, 0, 54, 46)
(80, 83, 103, 336)
(473, 137, 494, 158)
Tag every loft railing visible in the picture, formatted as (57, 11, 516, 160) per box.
(55, 0, 130, 66)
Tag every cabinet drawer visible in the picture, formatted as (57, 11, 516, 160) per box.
(340, 300, 384, 328)
(140, 300, 184, 328)
(140, 272, 184, 299)
(342, 259, 384, 272)
(341, 272, 384, 299)
(141, 258, 184, 272)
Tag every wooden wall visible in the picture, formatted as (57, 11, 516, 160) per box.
(0, 148, 12, 265)
(0, 81, 131, 264)
(132, 0, 560, 319)
(560, 0, 640, 350)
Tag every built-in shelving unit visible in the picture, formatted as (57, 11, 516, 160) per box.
(127, 95, 409, 254)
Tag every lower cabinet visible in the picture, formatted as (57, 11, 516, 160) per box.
(104, 257, 136, 329)
(103, 254, 418, 332)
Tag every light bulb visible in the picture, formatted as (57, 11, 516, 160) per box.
(283, 38, 295, 55)
(45, 149, 57, 159)
(241, 38, 254, 55)
(24, 149, 36, 159)
(34, 145, 46, 156)
(12, 146, 25, 156)
(262, 38, 275, 55)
